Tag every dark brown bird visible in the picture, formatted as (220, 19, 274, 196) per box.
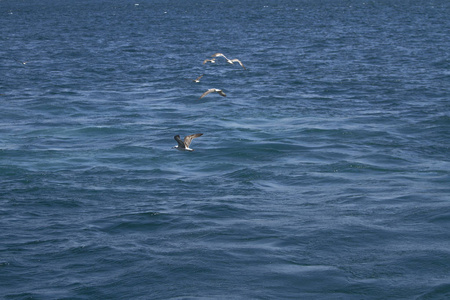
(187, 74, 204, 83)
(172, 134, 203, 151)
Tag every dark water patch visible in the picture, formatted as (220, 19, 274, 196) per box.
(93, 211, 172, 234)
(225, 167, 264, 183)
(417, 283, 450, 300)
(193, 202, 253, 221)
(429, 212, 450, 225)
(317, 160, 401, 174)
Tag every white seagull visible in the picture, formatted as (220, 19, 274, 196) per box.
(199, 88, 227, 99)
(173, 133, 203, 151)
(211, 53, 246, 70)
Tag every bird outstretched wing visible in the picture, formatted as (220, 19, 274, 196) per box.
(199, 89, 215, 99)
(217, 90, 227, 97)
(174, 135, 185, 148)
(211, 53, 229, 60)
(230, 59, 246, 70)
(184, 133, 203, 148)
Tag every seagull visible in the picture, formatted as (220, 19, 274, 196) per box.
(173, 133, 203, 151)
(203, 58, 216, 64)
(211, 53, 246, 70)
(187, 74, 204, 83)
(199, 88, 226, 99)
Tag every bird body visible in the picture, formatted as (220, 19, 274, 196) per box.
(173, 134, 203, 151)
(188, 74, 204, 83)
(199, 88, 227, 99)
(203, 58, 216, 64)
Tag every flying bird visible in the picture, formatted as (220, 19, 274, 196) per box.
(203, 58, 216, 64)
(211, 53, 246, 69)
(187, 74, 204, 83)
(12, 58, 28, 65)
(199, 88, 227, 99)
(173, 133, 203, 152)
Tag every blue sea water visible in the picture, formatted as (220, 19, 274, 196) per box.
(1, 0, 450, 298)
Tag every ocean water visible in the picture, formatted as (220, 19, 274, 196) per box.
(1, 0, 449, 299)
